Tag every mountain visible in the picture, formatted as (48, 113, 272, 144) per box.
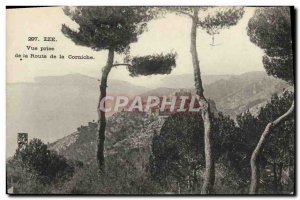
(45, 111, 167, 194)
(6, 74, 149, 157)
(48, 111, 161, 171)
(142, 71, 291, 118)
(204, 72, 291, 118)
(33, 73, 148, 96)
(6, 71, 291, 157)
(140, 87, 179, 96)
(158, 74, 232, 88)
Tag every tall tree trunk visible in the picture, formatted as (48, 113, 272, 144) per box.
(97, 48, 114, 171)
(277, 163, 283, 192)
(192, 169, 198, 192)
(249, 100, 294, 194)
(178, 181, 181, 194)
(190, 8, 215, 194)
(272, 163, 278, 193)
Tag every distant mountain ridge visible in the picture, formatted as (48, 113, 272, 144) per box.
(204, 71, 291, 117)
(142, 71, 290, 118)
(6, 71, 290, 157)
(157, 73, 233, 88)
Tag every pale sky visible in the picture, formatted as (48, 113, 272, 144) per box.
(6, 7, 265, 87)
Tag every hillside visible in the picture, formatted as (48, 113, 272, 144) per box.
(5, 73, 229, 157)
(43, 111, 168, 194)
(142, 71, 290, 118)
(6, 71, 291, 157)
(157, 74, 232, 88)
(6, 75, 149, 157)
(48, 112, 155, 166)
(204, 72, 291, 118)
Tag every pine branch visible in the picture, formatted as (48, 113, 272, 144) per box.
(112, 63, 132, 67)
(176, 10, 194, 18)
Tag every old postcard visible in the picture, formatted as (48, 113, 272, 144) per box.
(6, 6, 295, 195)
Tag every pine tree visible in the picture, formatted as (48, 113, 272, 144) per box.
(168, 7, 244, 194)
(247, 7, 294, 194)
(62, 7, 176, 171)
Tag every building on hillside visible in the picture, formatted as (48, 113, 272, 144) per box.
(125, 89, 200, 117)
(17, 133, 28, 150)
(148, 89, 199, 117)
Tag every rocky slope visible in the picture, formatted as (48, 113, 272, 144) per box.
(205, 72, 291, 118)
(48, 111, 160, 168)
(143, 71, 290, 118)
(6, 74, 149, 157)
(7, 71, 290, 157)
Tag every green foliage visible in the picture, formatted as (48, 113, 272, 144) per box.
(6, 92, 294, 194)
(255, 92, 294, 194)
(211, 112, 240, 158)
(62, 7, 177, 170)
(127, 53, 177, 77)
(198, 7, 245, 35)
(149, 112, 241, 193)
(62, 7, 157, 53)
(147, 92, 294, 194)
(167, 7, 244, 36)
(13, 138, 75, 184)
(247, 7, 293, 83)
(6, 138, 78, 194)
(150, 113, 204, 190)
(70, 161, 163, 194)
(6, 161, 51, 194)
(223, 111, 260, 188)
(213, 162, 247, 194)
(62, 7, 177, 74)
(259, 92, 294, 185)
(234, 92, 294, 193)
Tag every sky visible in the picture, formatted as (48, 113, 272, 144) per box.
(7, 7, 265, 87)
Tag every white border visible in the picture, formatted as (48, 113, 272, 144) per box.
(1, 1, 298, 200)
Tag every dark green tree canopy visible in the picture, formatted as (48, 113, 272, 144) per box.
(150, 114, 205, 186)
(127, 53, 177, 77)
(62, 6, 156, 53)
(247, 7, 293, 83)
(167, 7, 244, 35)
(198, 7, 245, 35)
(62, 7, 177, 76)
(14, 138, 74, 183)
(258, 92, 294, 166)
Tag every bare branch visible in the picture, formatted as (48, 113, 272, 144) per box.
(112, 63, 132, 68)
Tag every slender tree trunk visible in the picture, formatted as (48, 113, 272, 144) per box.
(190, 8, 215, 194)
(192, 169, 198, 192)
(272, 162, 283, 194)
(249, 100, 294, 194)
(188, 175, 191, 191)
(177, 181, 181, 194)
(278, 163, 283, 192)
(97, 48, 114, 171)
(272, 163, 278, 193)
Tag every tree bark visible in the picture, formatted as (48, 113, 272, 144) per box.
(192, 169, 198, 191)
(249, 100, 294, 194)
(277, 162, 283, 193)
(97, 48, 114, 171)
(272, 163, 278, 193)
(190, 8, 215, 194)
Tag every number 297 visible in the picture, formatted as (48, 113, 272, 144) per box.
(28, 37, 39, 41)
